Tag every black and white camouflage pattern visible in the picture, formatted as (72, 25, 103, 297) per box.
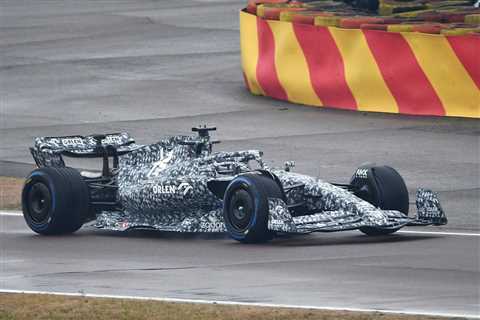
(95, 135, 265, 232)
(30, 133, 140, 167)
(34, 132, 136, 152)
(30, 130, 447, 234)
(410, 188, 448, 226)
(266, 171, 440, 233)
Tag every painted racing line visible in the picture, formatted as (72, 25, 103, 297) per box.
(0, 289, 478, 319)
(0, 211, 23, 217)
(1, 211, 479, 237)
(397, 230, 480, 237)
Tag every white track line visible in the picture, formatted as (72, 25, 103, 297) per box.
(1, 211, 479, 237)
(0, 211, 22, 217)
(398, 230, 480, 237)
(0, 289, 477, 319)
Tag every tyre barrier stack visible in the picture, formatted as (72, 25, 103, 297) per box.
(241, 0, 479, 117)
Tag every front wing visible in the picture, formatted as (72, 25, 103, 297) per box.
(268, 189, 447, 234)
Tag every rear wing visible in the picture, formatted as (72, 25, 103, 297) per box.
(30, 132, 140, 169)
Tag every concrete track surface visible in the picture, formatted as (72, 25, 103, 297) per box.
(0, 0, 479, 318)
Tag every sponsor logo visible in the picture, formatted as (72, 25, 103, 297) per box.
(177, 182, 193, 195)
(355, 168, 369, 179)
(152, 182, 193, 196)
(118, 221, 129, 229)
(61, 138, 84, 146)
(200, 220, 224, 230)
(147, 148, 172, 177)
(101, 135, 123, 145)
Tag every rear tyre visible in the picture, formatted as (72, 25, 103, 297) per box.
(22, 167, 89, 235)
(350, 165, 409, 236)
(223, 173, 282, 243)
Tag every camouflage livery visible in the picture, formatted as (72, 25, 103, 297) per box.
(29, 127, 447, 236)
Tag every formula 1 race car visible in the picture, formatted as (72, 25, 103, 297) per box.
(22, 126, 447, 243)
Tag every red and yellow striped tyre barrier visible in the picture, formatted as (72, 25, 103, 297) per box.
(240, 10, 480, 118)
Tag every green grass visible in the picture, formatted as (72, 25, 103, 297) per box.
(0, 293, 465, 320)
(0, 177, 23, 210)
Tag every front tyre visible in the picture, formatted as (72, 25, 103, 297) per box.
(223, 173, 282, 243)
(22, 167, 90, 235)
(350, 165, 409, 236)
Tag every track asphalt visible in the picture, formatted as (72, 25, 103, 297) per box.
(0, 0, 479, 317)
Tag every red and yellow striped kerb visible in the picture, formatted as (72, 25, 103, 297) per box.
(240, 10, 480, 118)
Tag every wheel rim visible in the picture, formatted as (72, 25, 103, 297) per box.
(27, 182, 52, 224)
(228, 188, 254, 232)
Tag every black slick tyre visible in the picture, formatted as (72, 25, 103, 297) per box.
(223, 173, 282, 243)
(22, 167, 89, 235)
(351, 165, 409, 236)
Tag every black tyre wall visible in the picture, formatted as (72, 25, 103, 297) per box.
(22, 167, 89, 235)
(223, 173, 282, 243)
(350, 165, 409, 235)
